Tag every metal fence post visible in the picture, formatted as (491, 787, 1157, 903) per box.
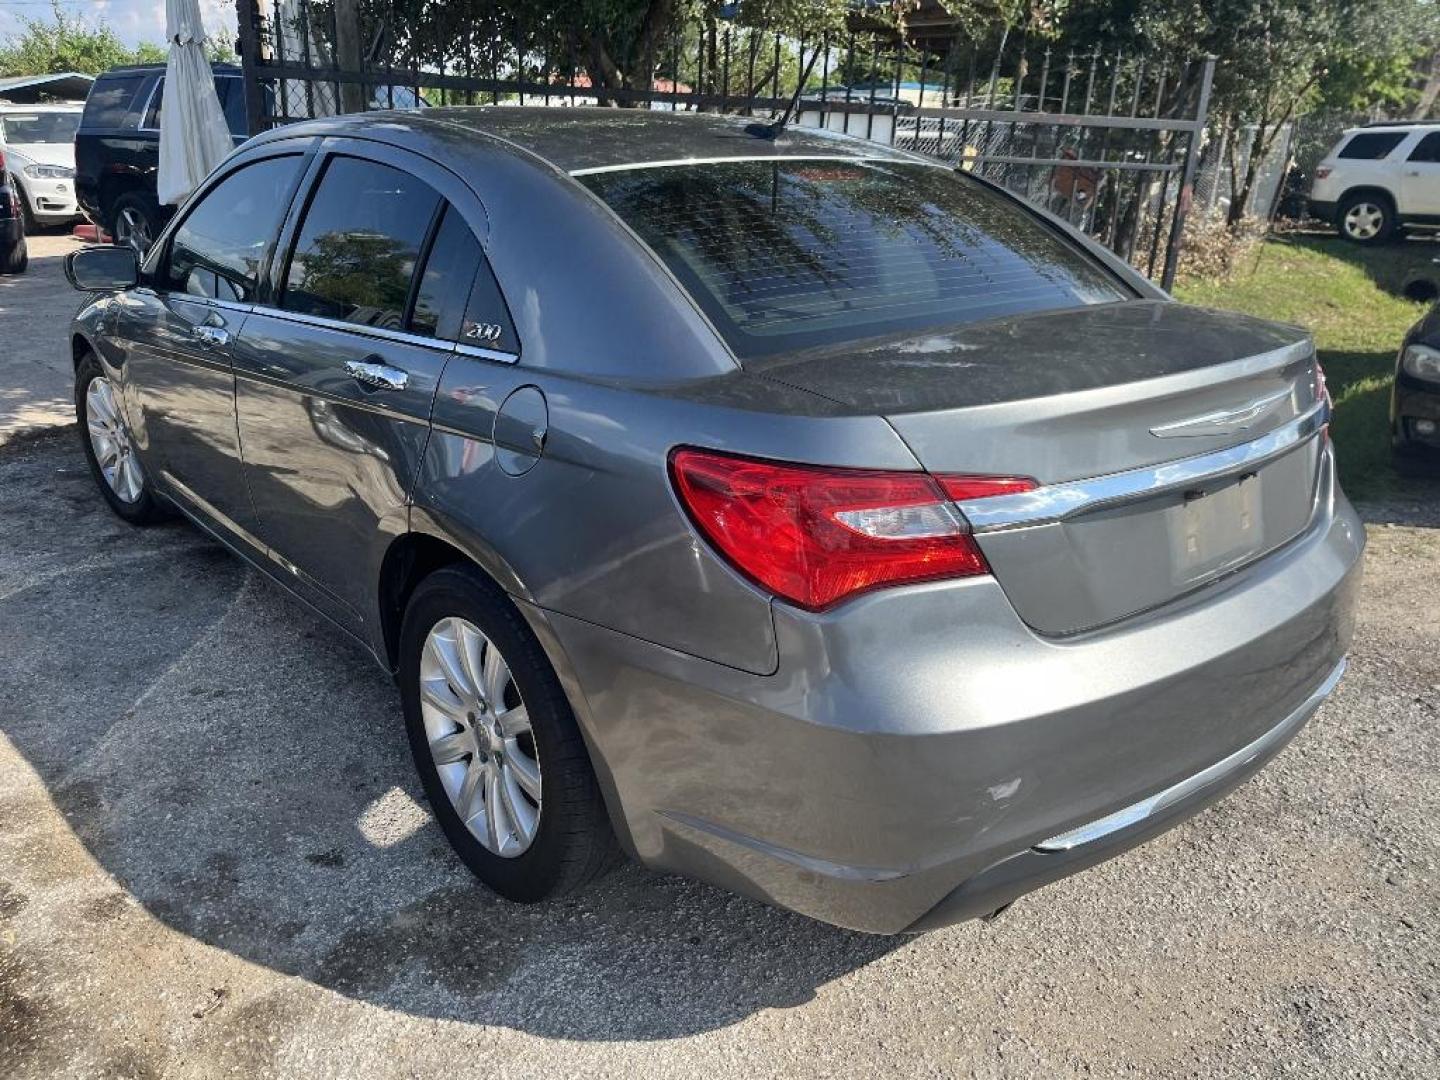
(1159, 55, 1216, 291)
(235, 0, 267, 136)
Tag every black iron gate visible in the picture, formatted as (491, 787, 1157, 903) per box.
(234, 2, 1214, 289)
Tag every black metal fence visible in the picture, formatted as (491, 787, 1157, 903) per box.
(234, 2, 1214, 289)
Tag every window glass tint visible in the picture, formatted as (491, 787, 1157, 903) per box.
(1337, 132, 1405, 160)
(1409, 132, 1440, 163)
(82, 75, 143, 128)
(459, 257, 519, 353)
(217, 77, 247, 136)
(282, 156, 440, 329)
(582, 160, 1129, 359)
(409, 206, 474, 339)
(164, 155, 301, 301)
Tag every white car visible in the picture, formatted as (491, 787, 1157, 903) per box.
(0, 103, 83, 232)
(1309, 122, 1440, 244)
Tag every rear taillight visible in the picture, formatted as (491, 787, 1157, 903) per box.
(669, 447, 1036, 611)
(1314, 165, 1332, 180)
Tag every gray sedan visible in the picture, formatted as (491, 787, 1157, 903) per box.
(63, 109, 1362, 934)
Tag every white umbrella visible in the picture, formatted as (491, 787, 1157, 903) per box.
(157, 0, 234, 206)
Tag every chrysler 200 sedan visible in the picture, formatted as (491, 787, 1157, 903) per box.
(63, 109, 1363, 934)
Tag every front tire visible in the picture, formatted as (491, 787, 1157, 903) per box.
(75, 352, 167, 524)
(1337, 193, 1395, 245)
(399, 564, 616, 902)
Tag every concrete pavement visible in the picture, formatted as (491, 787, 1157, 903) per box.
(0, 233, 84, 444)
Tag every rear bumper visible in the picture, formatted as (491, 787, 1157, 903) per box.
(535, 448, 1364, 934)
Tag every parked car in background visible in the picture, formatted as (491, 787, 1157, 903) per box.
(75, 64, 427, 253)
(1393, 304, 1440, 465)
(0, 102, 83, 232)
(1310, 122, 1440, 244)
(63, 109, 1361, 933)
(0, 164, 27, 273)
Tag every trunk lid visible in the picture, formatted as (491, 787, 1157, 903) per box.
(752, 300, 1328, 635)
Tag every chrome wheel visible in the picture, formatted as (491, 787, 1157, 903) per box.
(1343, 201, 1385, 240)
(419, 616, 541, 857)
(85, 375, 144, 503)
(115, 207, 152, 254)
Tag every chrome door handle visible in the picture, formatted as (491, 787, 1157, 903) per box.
(344, 359, 409, 391)
(192, 324, 230, 347)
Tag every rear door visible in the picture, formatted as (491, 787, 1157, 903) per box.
(1401, 131, 1440, 217)
(230, 141, 481, 633)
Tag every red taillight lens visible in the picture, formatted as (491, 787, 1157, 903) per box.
(1314, 165, 1331, 179)
(669, 447, 1036, 611)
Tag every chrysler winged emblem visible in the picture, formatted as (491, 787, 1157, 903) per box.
(1149, 387, 1291, 438)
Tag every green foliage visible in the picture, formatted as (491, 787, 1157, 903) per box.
(0, 1, 169, 77)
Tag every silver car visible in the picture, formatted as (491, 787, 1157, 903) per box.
(64, 109, 1362, 934)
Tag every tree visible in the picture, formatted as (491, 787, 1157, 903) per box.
(0, 1, 168, 77)
(1060, 0, 1440, 226)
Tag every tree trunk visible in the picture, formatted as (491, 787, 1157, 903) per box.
(1413, 47, 1440, 120)
(1227, 120, 1268, 227)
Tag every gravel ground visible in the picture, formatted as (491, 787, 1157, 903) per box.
(0, 424, 1436, 1079)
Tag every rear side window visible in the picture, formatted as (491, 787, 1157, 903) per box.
(163, 155, 302, 301)
(146, 76, 246, 136)
(1337, 132, 1405, 160)
(408, 205, 515, 348)
(281, 156, 441, 329)
(581, 160, 1130, 359)
(1409, 132, 1440, 163)
(82, 75, 144, 129)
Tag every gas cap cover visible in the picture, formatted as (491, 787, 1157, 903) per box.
(493, 385, 548, 476)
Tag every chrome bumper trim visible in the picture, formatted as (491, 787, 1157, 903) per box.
(959, 398, 1329, 533)
(1033, 657, 1346, 853)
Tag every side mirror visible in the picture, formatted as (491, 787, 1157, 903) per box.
(64, 246, 139, 292)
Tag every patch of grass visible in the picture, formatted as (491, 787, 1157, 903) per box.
(1173, 233, 1431, 498)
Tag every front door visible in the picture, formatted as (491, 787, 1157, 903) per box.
(231, 147, 483, 633)
(120, 152, 306, 542)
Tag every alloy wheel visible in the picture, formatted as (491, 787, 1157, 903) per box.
(84, 375, 144, 503)
(115, 207, 152, 254)
(419, 616, 542, 857)
(1343, 202, 1384, 241)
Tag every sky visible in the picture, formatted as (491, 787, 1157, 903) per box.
(0, 0, 238, 50)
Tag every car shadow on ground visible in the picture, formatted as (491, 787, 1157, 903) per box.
(0, 429, 901, 1041)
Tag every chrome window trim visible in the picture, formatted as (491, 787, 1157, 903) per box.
(455, 342, 520, 365)
(256, 305, 459, 354)
(959, 398, 1330, 533)
(1034, 658, 1346, 853)
(568, 154, 945, 177)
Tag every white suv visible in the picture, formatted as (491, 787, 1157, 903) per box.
(0, 102, 83, 232)
(1310, 123, 1440, 244)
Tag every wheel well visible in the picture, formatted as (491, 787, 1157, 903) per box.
(72, 333, 92, 370)
(377, 533, 471, 670)
(1338, 186, 1397, 214)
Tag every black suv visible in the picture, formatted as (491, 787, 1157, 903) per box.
(75, 64, 250, 251)
(76, 65, 426, 252)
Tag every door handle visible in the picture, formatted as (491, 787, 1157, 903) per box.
(344, 358, 409, 392)
(192, 324, 230, 348)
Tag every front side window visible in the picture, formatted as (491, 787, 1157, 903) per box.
(582, 159, 1130, 359)
(281, 156, 440, 330)
(0, 112, 80, 144)
(163, 155, 302, 301)
(1337, 132, 1406, 160)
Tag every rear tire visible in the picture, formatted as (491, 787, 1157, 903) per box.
(0, 233, 26, 275)
(399, 564, 617, 902)
(110, 192, 163, 255)
(1337, 192, 1395, 245)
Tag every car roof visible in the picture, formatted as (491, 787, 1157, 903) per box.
(267, 106, 925, 175)
(101, 63, 241, 76)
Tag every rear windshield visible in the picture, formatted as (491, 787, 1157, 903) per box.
(581, 159, 1130, 358)
(1337, 131, 1406, 160)
(0, 112, 79, 144)
(81, 74, 144, 129)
